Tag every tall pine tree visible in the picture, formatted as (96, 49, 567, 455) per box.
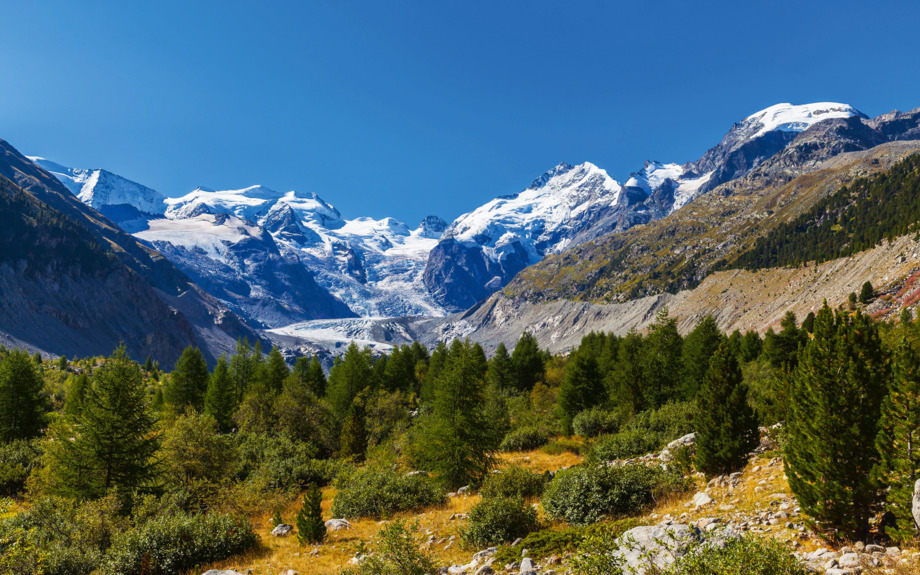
(681, 315, 724, 400)
(785, 304, 888, 539)
(693, 343, 758, 475)
(875, 337, 920, 541)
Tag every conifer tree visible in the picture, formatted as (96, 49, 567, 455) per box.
(785, 305, 888, 539)
(143, 355, 153, 374)
(262, 346, 290, 394)
(694, 343, 758, 475)
(0, 349, 46, 441)
(681, 315, 725, 400)
(860, 281, 874, 304)
(423, 342, 449, 402)
(46, 346, 158, 498)
(875, 337, 920, 541)
(64, 373, 89, 417)
(164, 346, 209, 412)
(230, 337, 256, 402)
(57, 355, 68, 371)
(327, 342, 373, 423)
(609, 329, 646, 412)
(486, 342, 514, 392)
(306, 356, 327, 397)
(204, 354, 236, 432)
(339, 398, 367, 461)
(763, 311, 806, 370)
(642, 308, 683, 408)
(296, 484, 326, 545)
(511, 332, 544, 392)
(558, 349, 605, 434)
(414, 339, 497, 489)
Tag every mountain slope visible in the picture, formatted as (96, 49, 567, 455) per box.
(0, 138, 260, 364)
(503, 112, 920, 307)
(422, 102, 869, 312)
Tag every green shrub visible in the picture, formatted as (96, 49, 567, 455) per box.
(630, 402, 695, 444)
(493, 518, 642, 565)
(480, 466, 548, 500)
(0, 439, 41, 495)
(330, 468, 446, 519)
(0, 528, 46, 575)
(572, 406, 621, 438)
(540, 437, 583, 455)
(666, 535, 808, 574)
(339, 519, 435, 575)
(499, 426, 549, 452)
(571, 530, 807, 575)
(462, 496, 539, 547)
(589, 428, 661, 461)
(103, 512, 257, 575)
(232, 433, 349, 492)
(542, 464, 667, 526)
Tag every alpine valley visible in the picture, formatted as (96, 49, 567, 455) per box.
(7, 101, 920, 361)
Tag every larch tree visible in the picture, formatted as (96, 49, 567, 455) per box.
(45, 346, 159, 499)
(204, 354, 237, 432)
(164, 346, 209, 412)
(0, 349, 46, 441)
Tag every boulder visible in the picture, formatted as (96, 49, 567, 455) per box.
(519, 557, 536, 574)
(692, 492, 714, 509)
(325, 518, 352, 531)
(913, 478, 920, 530)
(271, 523, 294, 537)
(202, 571, 247, 575)
(613, 524, 701, 573)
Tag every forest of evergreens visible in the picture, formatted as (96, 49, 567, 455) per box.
(730, 153, 920, 270)
(2, 299, 920, 573)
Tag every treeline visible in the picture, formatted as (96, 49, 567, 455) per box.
(730, 153, 920, 270)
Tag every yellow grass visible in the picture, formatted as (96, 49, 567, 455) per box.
(198, 488, 483, 575)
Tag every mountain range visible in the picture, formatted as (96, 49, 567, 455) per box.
(7, 101, 920, 361)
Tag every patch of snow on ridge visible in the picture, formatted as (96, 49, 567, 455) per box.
(745, 102, 862, 139)
(672, 171, 714, 212)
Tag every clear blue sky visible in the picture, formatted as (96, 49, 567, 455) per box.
(2, 0, 919, 225)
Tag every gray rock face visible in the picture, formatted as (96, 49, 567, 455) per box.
(271, 523, 294, 537)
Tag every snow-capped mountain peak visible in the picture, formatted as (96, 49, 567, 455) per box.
(743, 102, 864, 140)
(623, 161, 683, 193)
(28, 156, 167, 216)
(442, 161, 622, 259)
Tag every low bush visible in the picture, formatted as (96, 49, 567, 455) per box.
(572, 406, 622, 438)
(462, 496, 539, 547)
(572, 530, 807, 575)
(542, 464, 685, 526)
(330, 468, 446, 519)
(540, 437, 583, 455)
(493, 518, 643, 566)
(339, 519, 436, 575)
(103, 512, 257, 575)
(480, 466, 548, 500)
(499, 426, 549, 452)
(589, 428, 661, 461)
(630, 402, 695, 444)
(232, 432, 349, 492)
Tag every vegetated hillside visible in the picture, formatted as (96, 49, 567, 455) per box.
(730, 153, 920, 269)
(430, 219, 920, 355)
(503, 141, 920, 305)
(0, 138, 260, 364)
